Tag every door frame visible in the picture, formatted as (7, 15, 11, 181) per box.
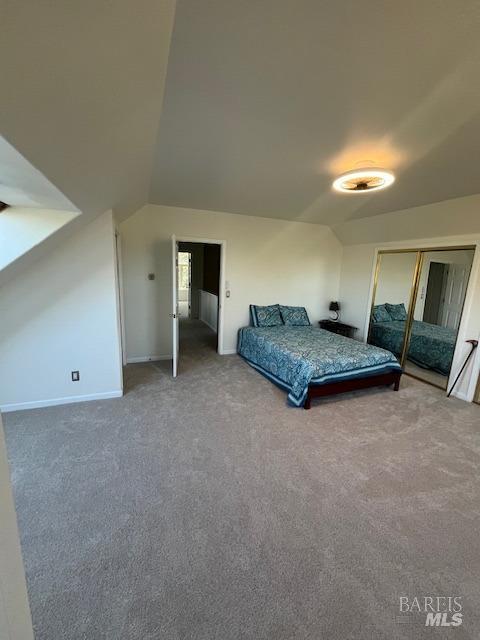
(422, 261, 448, 325)
(114, 230, 127, 368)
(440, 261, 471, 330)
(174, 236, 226, 354)
(172, 236, 179, 377)
(474, 375, 480, 405)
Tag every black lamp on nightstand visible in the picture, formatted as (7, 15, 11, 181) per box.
(329, 301, 340, 321)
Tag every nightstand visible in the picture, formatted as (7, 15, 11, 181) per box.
(319, 319, 358, 339)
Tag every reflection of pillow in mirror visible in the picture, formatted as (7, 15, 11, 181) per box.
(372, 304, 392, 323)
(385, 303, 407, 321)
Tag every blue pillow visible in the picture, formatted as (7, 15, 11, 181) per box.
(385, 303, 407, 321)
(250, 304, 283, 327)
(372, 304, 392, 323)
(279, 305, 311, 326)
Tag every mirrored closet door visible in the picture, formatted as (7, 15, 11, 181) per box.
(405, 249, 475, 389)
(368, 247, 475, 390)
(368, 251, 419, 361)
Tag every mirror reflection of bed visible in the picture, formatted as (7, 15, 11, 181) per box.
(368, 248, 475, 391)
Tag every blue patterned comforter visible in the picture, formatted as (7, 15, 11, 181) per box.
(369, 320, 456, 375)
(237, 326, 401, 407)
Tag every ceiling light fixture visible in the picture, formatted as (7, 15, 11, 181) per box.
(332, 168, 395, 194)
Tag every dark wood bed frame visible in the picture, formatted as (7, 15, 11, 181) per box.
(303, 370, 402, 410)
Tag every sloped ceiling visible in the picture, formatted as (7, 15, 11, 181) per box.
(151, 0, 480, 225)
(3, 1, 480, 231)
(0, 136, 78, 211)
(1, 0, 176, 222)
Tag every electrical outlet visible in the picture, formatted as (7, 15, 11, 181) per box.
(71, 371, 80, 382)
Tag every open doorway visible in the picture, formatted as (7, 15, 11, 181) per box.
(422, 262, 448, 325)
(175, 241, 222, 368)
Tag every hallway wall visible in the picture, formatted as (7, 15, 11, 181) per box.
(200, 290, 218, 333)
(203, 244, 220, 296)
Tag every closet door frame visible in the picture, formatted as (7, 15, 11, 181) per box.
(400, 250, 424, 368)
(474, 377, 480, 405)
(368, 248, 422, 366)
(369, 245, 476, 390)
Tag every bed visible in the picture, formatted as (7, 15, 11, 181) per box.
(369, 319, 456, 375)
(237, 325, 402, 409)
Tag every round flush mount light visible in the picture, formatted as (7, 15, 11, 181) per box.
(332, 168, 395, 193)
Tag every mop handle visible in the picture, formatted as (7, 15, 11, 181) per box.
(447, 339, 478, 398)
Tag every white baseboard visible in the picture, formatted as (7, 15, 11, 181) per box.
(1, 390, 123, 413)
(451, 390, 469, 402)
(126, 355, 172, 363)
(220, 348, 237, 355)
(202, 319, 218, 333)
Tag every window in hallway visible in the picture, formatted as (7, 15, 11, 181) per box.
(177, 251, 191, 318)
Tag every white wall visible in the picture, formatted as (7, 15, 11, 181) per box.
(0, 207, 78, 271)
(0, 414, 34, 640)
(0, 211, 123, 411)
(200, 290, 218, 333)
(334, 193, 480, 246)
(121, 205, 342, 358)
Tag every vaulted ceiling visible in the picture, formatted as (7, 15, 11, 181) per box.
(1, 0, 176, 222)
(2, 1, 480, 230)
(151, 0, 480, 224)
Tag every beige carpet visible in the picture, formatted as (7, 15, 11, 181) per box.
(3, 320, 480, 639)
